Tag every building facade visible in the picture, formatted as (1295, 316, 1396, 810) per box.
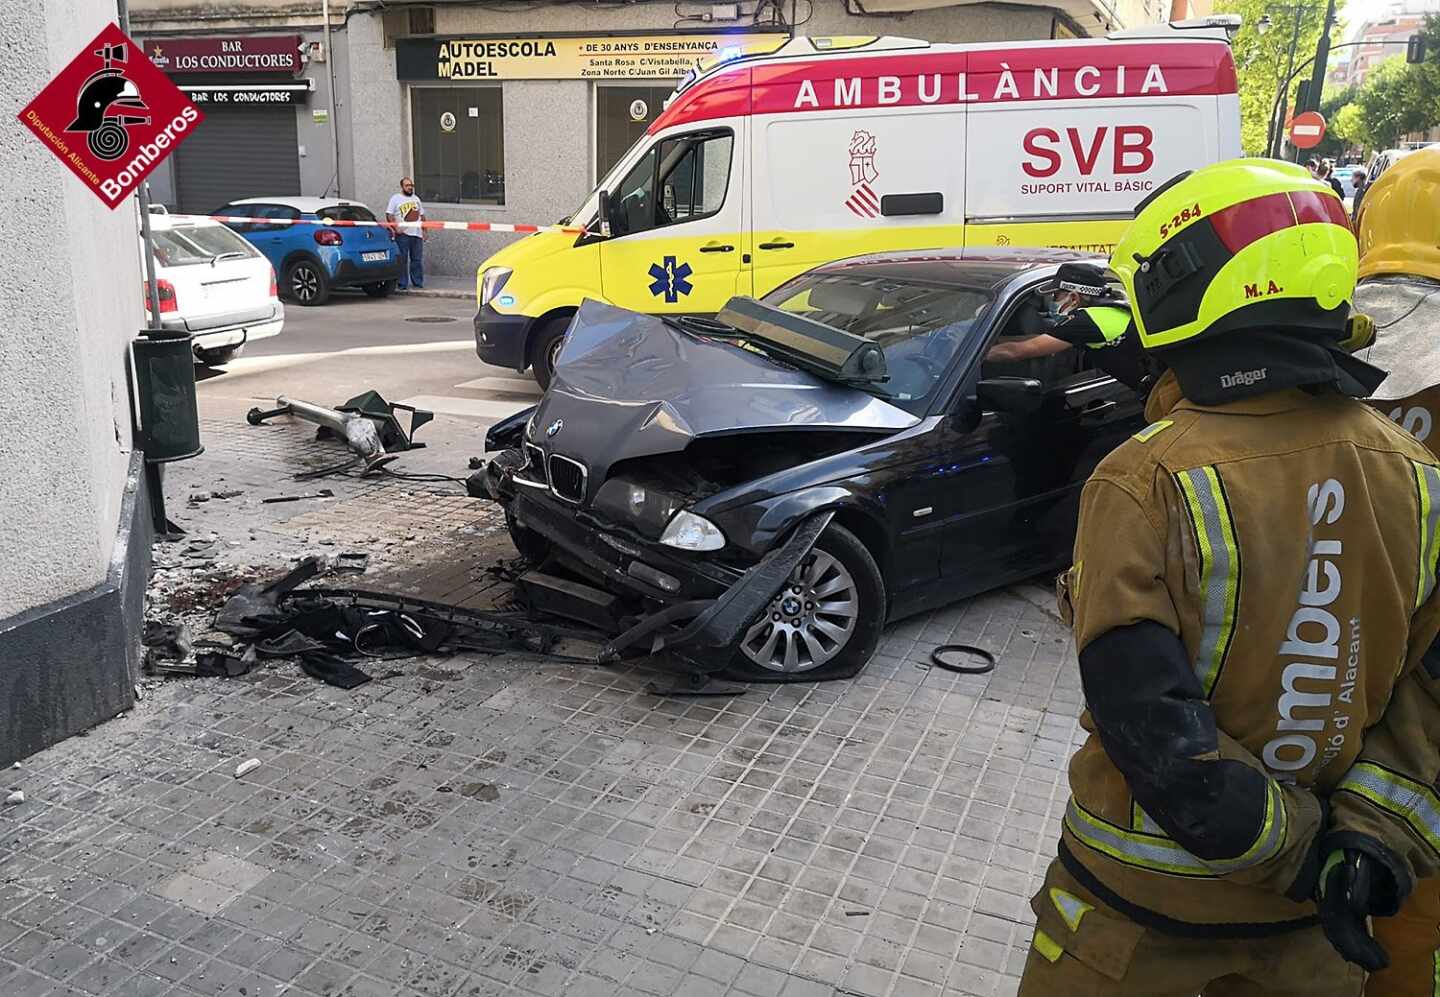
(2, 1, 151, 765)
(130, 0, 1184, 278)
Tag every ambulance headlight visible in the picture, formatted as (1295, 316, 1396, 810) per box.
(480, 267, 512, 307)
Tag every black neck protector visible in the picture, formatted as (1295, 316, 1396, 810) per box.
(1162, 328, 1387, 406)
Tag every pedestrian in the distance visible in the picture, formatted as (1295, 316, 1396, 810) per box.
(1017, 158, 1440, 996)
(1351, 168, 1369, 226)
(1320, 160, 1346, 200)
(386, 177, 425, 290)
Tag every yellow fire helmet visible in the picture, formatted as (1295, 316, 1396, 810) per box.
(1358, 145, 1440, 284)
(1109, 158, 1356, 351)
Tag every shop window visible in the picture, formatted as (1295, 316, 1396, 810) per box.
(410, 87, 504, 205)
(609, 130, 733, 237)
(595, 85, 675, 183)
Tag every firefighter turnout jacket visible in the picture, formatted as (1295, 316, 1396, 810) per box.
(1056, 369, 1440, 934)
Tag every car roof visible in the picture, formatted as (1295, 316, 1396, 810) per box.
(225, 196, 373, 213)
(805, 247, 1105, 288)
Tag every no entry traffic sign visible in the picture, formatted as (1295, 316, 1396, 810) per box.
(1289, 111, 1327, 150)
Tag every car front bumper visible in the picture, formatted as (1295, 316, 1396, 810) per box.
(474, 305, 533, 371)
(479, 449, 833, 677)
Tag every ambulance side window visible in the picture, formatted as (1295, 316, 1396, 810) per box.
(610, 129, 733, 237)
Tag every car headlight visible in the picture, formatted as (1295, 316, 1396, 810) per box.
(660, 510, 726, 552)
(480, 266, 512, 307)
(593, 478, 686, 537)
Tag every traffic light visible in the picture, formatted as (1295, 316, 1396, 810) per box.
(1407, 33, 1427, 64)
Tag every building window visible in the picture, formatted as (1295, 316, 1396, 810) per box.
(410, 87, 504, 205)
(595, 84, 676, 184)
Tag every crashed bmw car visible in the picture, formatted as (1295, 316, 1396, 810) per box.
(475, 249, 1146, 684)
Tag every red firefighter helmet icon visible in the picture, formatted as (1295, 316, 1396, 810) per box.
(65, 42, 150, 161)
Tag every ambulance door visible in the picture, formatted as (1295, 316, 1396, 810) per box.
(751, 99, 966, 299)
(599, 121, 749, 313)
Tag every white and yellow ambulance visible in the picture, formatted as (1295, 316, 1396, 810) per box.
(474, 19, 1242, 387)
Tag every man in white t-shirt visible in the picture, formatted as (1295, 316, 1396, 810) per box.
(385, 177, 425, 289)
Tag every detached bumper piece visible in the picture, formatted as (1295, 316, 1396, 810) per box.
(600, 511, 836, 695)
(476, 448, 840, 695)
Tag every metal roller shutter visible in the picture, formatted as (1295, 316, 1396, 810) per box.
(173, 106, 301, 214)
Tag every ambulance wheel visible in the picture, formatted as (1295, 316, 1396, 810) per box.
(285, 260, 331, 306)
(726, 525, 885, 683)
(531, 317, 569, 391)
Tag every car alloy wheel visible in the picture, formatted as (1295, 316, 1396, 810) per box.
(290, 264, 321, 303)
(740, 550, 859, 673)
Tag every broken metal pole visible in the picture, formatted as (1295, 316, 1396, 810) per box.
(250, 394, 397, 472)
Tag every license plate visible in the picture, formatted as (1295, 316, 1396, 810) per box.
(361, 251, 389, 262)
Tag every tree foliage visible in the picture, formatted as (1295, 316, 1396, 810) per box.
(1354, 56, 1431, 148)
(1213, 0, 1344, 154)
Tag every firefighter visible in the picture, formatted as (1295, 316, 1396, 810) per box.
(1018, 158, 1440, 996)
(984, 262, 1154, 394)
(1350, 146, 1440, 997)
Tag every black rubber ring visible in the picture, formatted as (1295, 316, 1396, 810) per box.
(929, 644, 996, 674)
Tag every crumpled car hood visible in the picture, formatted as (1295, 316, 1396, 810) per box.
(531, 299, 918, 501)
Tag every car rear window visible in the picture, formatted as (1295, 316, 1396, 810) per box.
(317, 204, 378, 223)
(152, 224, 259, 266)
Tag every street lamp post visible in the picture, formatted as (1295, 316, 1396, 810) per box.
(1261, 3, 1311, 159)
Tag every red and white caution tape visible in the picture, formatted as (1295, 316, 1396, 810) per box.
(207, 215, 588, 236)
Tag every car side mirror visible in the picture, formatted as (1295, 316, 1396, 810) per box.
(597, 189, 613, 238)
(976, 376, 1045, 415)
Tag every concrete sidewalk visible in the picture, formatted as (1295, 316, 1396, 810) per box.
(0, 406, 1082, 997)
(395, 276, 473, 301)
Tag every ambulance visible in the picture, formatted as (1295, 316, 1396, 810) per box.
(474, 19, 1242, 387)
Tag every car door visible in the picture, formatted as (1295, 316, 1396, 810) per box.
(599, 125, 747, 313)
(936, 288, 1145, 588)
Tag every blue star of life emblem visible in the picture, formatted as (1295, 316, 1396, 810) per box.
(648, 256, 693, 304)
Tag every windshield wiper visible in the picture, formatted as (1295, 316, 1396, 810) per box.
(209, 251, 249, 266)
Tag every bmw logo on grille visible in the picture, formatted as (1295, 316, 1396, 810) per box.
(545, 418, 564, 438)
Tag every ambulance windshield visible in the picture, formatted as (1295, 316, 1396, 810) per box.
(762, 272, 994, 413)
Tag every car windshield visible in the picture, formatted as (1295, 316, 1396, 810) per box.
(761, 271, 994, 414)
(151, 224, 258, 267)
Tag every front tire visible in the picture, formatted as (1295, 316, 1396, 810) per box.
(530, 316, 570, 391)
(285, 260, 331, 306)
(727, 524, 885, 682)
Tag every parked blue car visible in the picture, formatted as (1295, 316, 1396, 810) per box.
(212, 197, 404, 306)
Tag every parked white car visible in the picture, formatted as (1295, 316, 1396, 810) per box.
(142, 210, 283, 365)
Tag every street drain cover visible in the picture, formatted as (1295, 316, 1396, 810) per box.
(405, 316, 458, 323)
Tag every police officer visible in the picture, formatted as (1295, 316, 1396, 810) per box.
(985, 262, 1152, 394)
(1350, 146, 1440, 997)
(1019, 158, 1440, 996)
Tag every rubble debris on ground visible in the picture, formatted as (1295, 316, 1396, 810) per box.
(261, 489, 334, 504)
(4, 790, 24, 806)
(144, 557, 605, 693)
(233, 758, 261, 779)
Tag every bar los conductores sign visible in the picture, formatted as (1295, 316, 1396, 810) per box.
(147, 36, 302, 75)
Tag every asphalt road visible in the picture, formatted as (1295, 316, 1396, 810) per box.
(195, 288, 542, 464)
